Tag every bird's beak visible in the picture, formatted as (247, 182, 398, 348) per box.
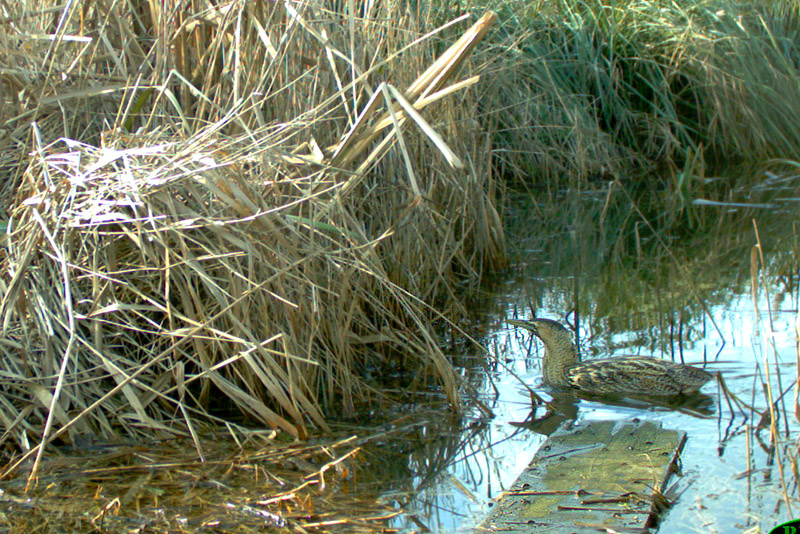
(508, 319, 536, 332)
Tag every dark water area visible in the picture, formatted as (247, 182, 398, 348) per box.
(367, 172, 800, 533)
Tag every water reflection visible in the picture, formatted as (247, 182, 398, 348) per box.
(516, 388, 717, 438)
(380, 171, 799, 533)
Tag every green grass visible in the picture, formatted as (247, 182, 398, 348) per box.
(471, 0, 800, 188)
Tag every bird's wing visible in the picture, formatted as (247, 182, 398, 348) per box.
(567, 357, 683, 395)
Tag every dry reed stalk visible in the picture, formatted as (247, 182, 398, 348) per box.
(795, 308, 800, 425)
(750, 221, 794, 515)
(0, 0, 504, 472)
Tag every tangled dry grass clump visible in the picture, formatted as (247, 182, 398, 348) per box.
(0, 0, 505, 465)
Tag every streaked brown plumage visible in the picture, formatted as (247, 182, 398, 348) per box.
(509, 318, 713, 396)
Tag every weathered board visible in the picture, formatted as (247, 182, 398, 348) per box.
(480, 420, 686, 533)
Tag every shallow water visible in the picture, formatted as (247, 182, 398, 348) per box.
(373, 194, 800, 533)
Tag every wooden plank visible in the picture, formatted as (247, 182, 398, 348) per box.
(480, 420, 686, 533)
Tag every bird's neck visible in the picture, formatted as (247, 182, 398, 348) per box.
(542, 338, 580, 387)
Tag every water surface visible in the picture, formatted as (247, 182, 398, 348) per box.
(375, 182, 800, 533)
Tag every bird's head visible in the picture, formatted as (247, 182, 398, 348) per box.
(508, 318, 574, 347)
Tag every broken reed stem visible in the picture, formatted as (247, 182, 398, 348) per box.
(327, 11, 496, 170)
(746, 422, 752, 498)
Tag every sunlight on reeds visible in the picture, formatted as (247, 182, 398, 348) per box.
(0, 1, 506, 470)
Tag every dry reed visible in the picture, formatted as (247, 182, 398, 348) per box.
(0, 431, 400, 533)
(0, 1, 504, 471)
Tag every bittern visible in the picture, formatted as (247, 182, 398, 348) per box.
(509, 318, 713, 396)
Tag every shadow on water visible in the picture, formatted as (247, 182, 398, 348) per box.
(378, 166, 800, 533)
(517, 390, 717, 438)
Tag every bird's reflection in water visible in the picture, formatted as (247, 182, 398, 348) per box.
(514, 390, 716, 436)
(513, 393, 580, 436)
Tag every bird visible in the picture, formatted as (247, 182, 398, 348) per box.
(508, 318, 714, 396)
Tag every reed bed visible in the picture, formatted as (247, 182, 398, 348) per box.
(0, 0, 506, 468)
(475, 0, 800, 188)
